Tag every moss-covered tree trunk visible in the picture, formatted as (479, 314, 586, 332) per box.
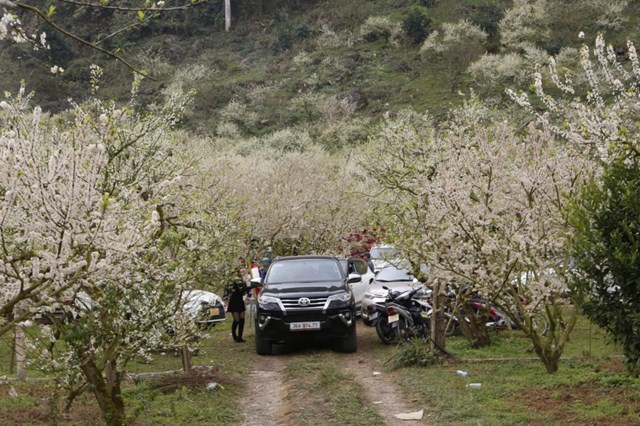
(457, 299, 491, 348)
(526, 303, 579, 374)
(81, 359, 126, 426)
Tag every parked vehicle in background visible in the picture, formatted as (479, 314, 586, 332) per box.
(366, 284, 432, 345)
(32, 291, 93, 324)
(385, 286, 432, 342)
(369, 244, 407, 273)
(180, 290, 226, 329)
(361, 266, 429, 325)
(464, 296, 549, 335)
(339, 257, 375, 314)
(34, 289, 227, 329)
(254, 255, 358, 355)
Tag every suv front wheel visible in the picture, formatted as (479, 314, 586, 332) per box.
(255, 328, 272, 355)
(337, 324, 357, 353)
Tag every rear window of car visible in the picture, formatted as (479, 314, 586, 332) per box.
(351, 259, 369, 275)
(267, 259, 343, 284)
(375, 267, 414, 282)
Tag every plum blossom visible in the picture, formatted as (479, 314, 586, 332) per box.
(50, 65, 64, 75)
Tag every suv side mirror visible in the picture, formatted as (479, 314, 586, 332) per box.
(347, 273, 362, 284)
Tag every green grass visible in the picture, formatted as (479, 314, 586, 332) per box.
(0, 313, 637, 425)
(284, 350, 384, 426)
(0, 319, 253, 425)
(364, 314, 636, 426)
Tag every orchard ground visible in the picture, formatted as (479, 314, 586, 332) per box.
(0, 313, 638, 425)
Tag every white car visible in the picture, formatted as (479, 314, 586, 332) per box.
(369, 244, 409, 273)
(181, 289, 227, 329)
(360, 266, 429, 325)
(339, 257, 375, 314)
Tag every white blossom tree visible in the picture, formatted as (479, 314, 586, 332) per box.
(510, 34, 640, 374)
(210, 145, 372, 257)
(420, 19, 487, 92)
(0, 70, 243, 424)
(362, 101, 592, 372)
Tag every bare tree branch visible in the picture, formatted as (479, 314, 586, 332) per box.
(13, 1, 156, 79)
(55, 0, 209, 12)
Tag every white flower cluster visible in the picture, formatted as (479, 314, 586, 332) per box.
(1, 11, 49, 50)
(363, 102, 592, 330)
(509, 34, 640, 164)
(0, 12, 26, 43)
(50, 65, 64, 75)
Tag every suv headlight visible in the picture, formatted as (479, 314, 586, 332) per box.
(328, 292, 351, 303)
(324, 291, 352, 311)
(258, 294, 280, 305)
(325, 292, 351, 307)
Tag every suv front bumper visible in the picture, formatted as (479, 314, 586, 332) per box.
(256, 309, 355, 343)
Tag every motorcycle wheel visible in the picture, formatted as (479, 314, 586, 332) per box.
(530, 311, 549, 336)
(375, 316, 399, 345)
(396, 315, 412, 340)
(445, 315, 459, 337)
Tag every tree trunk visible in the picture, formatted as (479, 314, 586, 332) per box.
(181, 347, 192, 373)
(81, 359, 126, 426)
(457, 300, 491, 348)
(533, 344, 561, 374)
(225, 0, 231, 31)
(430, 282, 446, 353)
(9, 327, 15, 374)
(14, 323, 26, 380)
(527, 303, 579, 374)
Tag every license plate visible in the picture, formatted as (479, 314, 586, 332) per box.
(290, 321, 321, 331)
(388, 313, 399, 323)
(209, 307, 220, 316)
(368, 311, 379, 321)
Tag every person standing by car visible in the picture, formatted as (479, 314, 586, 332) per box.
(227, 268, 253, 343)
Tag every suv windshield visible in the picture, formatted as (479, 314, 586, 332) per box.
(267, 258, 343, 284)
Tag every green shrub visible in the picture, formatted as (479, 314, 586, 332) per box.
(418, 0, 437, 8)
(385, 338, 437, 370)
(469, 3, 504, 38)
(401, 8, 432, 45)
(569, 158, 640, 376)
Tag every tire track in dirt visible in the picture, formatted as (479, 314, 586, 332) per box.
(239, 322, 430, 426)
(240, 353, 290, 426)
(341, 323, 430, 425)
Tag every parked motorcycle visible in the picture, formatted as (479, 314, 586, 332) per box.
(459, 296, 549, 336)
(387, 287, 431, 341)
(366, 286, 431, 344)
(366, 301, 398, 344)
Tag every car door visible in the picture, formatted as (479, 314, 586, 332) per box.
(348, 258, 374, 309)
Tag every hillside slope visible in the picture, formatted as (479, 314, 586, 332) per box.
(1, 0, 639, 138)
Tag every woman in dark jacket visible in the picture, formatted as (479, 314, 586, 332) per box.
(227, 273, 252, 342)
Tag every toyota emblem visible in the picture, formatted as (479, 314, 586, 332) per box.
(298, 297, 311, 306)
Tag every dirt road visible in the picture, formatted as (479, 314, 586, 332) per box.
(239, 322, 429, 425)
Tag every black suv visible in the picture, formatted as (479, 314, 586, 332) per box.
(254, 255, 358, 355)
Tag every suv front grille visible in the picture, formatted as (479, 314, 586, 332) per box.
(280, 296, 328, 311)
